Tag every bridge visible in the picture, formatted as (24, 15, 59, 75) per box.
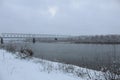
(0, 33, 73, 44)
(0, 33, 71, 38)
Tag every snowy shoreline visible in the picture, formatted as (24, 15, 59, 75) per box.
(0, 49, 106, 80)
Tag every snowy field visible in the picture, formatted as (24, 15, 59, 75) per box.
(0, 49, 107, 80)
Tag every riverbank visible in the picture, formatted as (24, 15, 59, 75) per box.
(0, 49, 106, 80)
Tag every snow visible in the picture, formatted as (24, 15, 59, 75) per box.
(0, 49, 105, 80)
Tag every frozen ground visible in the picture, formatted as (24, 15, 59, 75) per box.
(0, 49, 105, 80)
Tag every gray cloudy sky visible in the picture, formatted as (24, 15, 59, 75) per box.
(0, 0, 120, 35)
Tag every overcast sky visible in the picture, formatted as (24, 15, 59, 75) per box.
(0, 0, 120, 35)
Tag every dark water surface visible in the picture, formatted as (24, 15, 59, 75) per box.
(28, 43, 120, 67)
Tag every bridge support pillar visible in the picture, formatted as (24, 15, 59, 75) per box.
(0, 38, 4, 44)
(33, 38, 35, 43)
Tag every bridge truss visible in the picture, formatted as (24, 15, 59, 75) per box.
(0, 33, 73, 44)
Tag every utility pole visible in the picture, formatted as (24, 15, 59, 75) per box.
(113, 44, 116, 64)
(112, 44, 116, 80)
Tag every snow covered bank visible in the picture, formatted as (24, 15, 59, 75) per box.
(0, 49, 105, 80)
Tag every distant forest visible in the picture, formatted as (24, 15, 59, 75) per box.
(69, 35, 120, 44)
